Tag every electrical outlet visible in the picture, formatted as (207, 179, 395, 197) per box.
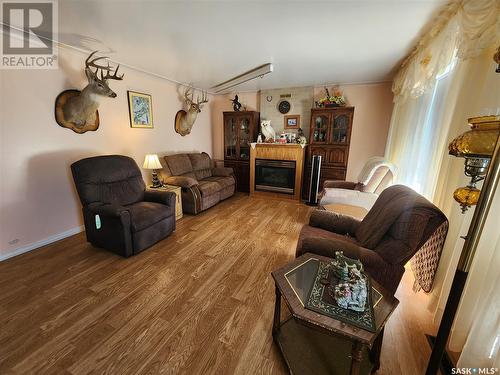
(8, 238, 19, 245)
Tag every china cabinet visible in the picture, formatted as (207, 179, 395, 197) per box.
(303, 107, 355, 199)
(223, 111, 260, 192)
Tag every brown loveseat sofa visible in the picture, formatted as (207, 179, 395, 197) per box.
(160, 152, 235, 215)
(297, 185, 448, 294)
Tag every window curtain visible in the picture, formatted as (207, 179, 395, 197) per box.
(384, 0, 500, 366)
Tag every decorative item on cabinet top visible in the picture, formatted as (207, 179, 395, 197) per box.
(315, 86, 346, 108)
(55, 51, 124, 134)
(231, 95, 242, 111)
(174, 87, 208, 136)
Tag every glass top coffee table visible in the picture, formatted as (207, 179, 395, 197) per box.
(271, 253, 399, 375)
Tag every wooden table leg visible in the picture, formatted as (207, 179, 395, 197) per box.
(370, 327, 384, 372)
(350, 340, 364, 375)
(272, 285, 281, 338)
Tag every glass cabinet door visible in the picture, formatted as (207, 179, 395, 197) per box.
(312, 114, 329, 143)
(332, 114, 349, 143)
(238, 116, 251, 160)
(224, 116, 237, 159)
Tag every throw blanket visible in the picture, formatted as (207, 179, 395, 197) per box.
(357, 157, 397, 186)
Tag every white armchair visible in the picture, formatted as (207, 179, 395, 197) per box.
(319, 157, 397, 212)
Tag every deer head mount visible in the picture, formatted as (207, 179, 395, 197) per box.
(55, 51, 124, 134)
(174, 87, 209, 136)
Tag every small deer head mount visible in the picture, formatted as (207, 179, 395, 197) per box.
(174, 87, 209, 136)
(55, 51, 124, 134)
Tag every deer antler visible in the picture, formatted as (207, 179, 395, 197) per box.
(85, 51, 111, 72)
(102, 64, 124, 81)
(196, 90, 209, 106)
(86, 51, 124, 81)
(184, 87, 194, 105)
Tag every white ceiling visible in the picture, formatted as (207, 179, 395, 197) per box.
(59, 0, 446, 92)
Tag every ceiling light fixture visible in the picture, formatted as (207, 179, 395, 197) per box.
(211, 63, 273, 93)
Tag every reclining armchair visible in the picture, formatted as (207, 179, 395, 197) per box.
(319, 157, 396, 212)
(297, 185, 448, 294)
(71, 155, 176, 257)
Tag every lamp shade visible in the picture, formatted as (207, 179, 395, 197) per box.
(143, 154, 162, 170)
(448, 116, 500, 158)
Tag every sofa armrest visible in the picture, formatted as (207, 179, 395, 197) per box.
(163, 176, 198, 188)
(212, 167, 234, 177)
(144, 190, 176, 207)
(88, 202, 130, 217)
(323, 180, 360, 190)
(309, 209, 361, 235)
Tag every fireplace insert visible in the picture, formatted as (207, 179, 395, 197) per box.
(255, 159, 296, 194)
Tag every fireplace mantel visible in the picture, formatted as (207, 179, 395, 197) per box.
(250, 143, 306, 201)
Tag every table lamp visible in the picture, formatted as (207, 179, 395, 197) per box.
(143, 154, 163, 188)
(426, 115, 500, 374)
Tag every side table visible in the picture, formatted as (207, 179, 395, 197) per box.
(148, 185, 183, 220)
(271, 253, 399, 375)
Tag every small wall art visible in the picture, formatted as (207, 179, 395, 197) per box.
(128, 91, 153, 128)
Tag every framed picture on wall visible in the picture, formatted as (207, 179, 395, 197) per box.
(128, 91, 153, 128)
(284, 114, 300, 129)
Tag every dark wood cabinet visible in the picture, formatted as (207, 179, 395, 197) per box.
(303, 107, 354, 198)
(223, 111, 260, 192)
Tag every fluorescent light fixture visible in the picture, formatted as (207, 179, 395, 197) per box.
(212, 63, 273, 93)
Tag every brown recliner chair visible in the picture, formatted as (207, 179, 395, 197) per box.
(160, 152, 236, 215)
(297, 185, 448, 294)
(71, 155, 176, 257)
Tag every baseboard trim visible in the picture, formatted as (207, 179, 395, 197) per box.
(0, 226, 84, 262)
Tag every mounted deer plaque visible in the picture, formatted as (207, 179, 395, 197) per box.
(55, 51, 124, 134)
(175, 87, 208, 136)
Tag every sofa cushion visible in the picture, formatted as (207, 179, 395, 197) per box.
(126, 201, 173, 232)
(203, 176, 235, 189)
(198, 180, 220, 196)
(164, 154, 193, 176)
(188, 153, 212, 180)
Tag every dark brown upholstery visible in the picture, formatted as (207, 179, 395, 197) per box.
(71, 155, 176, 257)
(160, 152, 236, 215)
(296, 185, 448, 294)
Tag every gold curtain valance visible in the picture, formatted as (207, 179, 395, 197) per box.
(393, 0, 500, 102)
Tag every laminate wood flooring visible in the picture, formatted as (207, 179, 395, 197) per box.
(0, 194, 439, 374)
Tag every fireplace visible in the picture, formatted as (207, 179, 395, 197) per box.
(255, 159, 296, 195)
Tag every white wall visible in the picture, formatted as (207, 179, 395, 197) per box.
(0, 47, 213, 259)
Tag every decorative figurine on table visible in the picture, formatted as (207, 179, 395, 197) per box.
(231, 95, 242, 111)
(296, 128, 307, 144)
(257, 133, 263, 143)
(329, 251, 368, 312)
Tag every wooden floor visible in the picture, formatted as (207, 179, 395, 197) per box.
(0, 194, 437, 375)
